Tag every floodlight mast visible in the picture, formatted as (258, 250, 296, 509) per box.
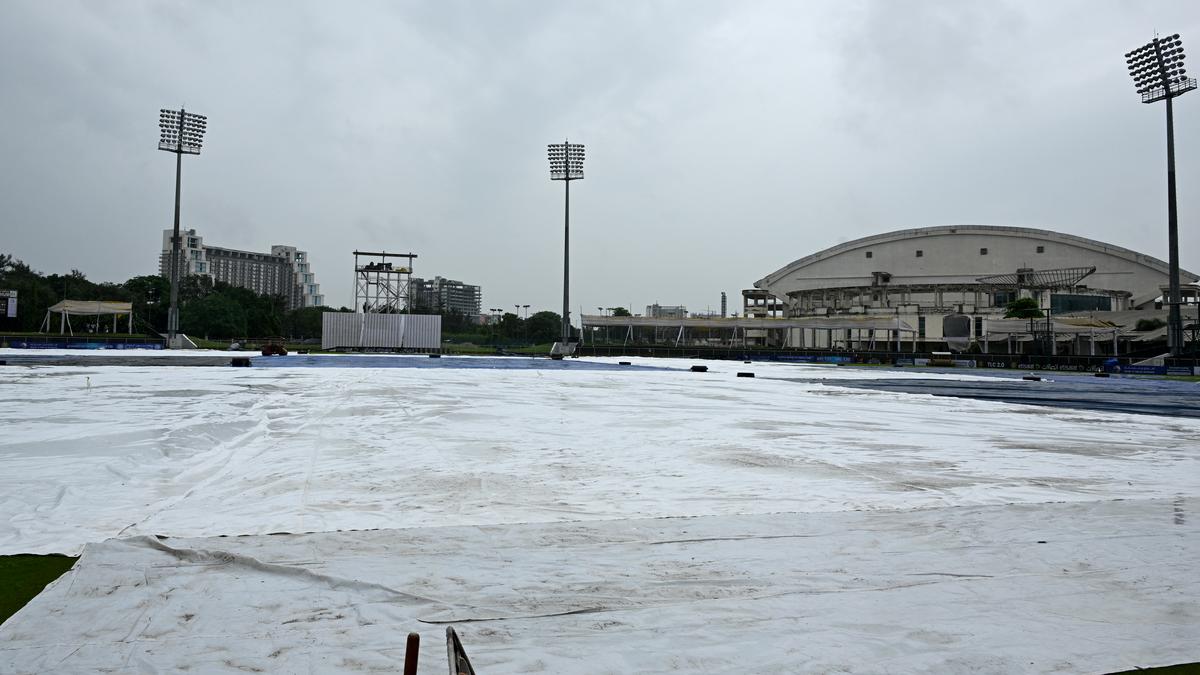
(1126, 34, 1196, 355)
(548, 141, 585, 346)
(157, 107, 207, 347)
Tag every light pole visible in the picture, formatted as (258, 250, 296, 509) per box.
(1126, 34, 1195, 356)
(158, 108, 207, 347)
(547, 140, 585, 348)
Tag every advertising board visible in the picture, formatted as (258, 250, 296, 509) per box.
(0, 289, 16, 318)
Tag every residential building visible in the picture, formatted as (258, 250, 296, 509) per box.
(158, 229, 324, 309)
(411, 276, 481, 316)
(271, 245, 323, 309)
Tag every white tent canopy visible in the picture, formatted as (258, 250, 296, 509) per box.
(40, 300, 133, 335)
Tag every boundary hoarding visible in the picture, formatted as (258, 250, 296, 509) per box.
(321, 312, 441, 351)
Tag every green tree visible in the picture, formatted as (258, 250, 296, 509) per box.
(1004, 297, 1043, 319)
(44, 269, 108, 304)
(440, 309, 473, 333)
(178, 274, 214, 302)
(124, 275, 170, 333)
(498, 312, 522, 340)
(526, 311, 562, 343)
(2, 256, 335, 340)
(0, 255, 43, 331)
(283, 305, 333, 339)
(181, 292, 246, 339)
(611, 307, 631, 317)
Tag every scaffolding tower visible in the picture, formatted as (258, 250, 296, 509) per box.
(354, 250, 417, 313)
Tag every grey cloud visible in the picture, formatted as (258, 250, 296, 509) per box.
(1, 0, 1198, 317)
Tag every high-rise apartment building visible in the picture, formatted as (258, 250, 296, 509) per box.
(159, 229, 324, 309)
(270, 245, 323, 310)
(411, 276, 482, 316)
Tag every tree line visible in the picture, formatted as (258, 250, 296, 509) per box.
(0, 253, 567, 343)
(408, 300, 565, 345)
(0, 254, 333, 338)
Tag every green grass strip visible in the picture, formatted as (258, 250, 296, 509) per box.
(0, 554, 78, 626)
(1107, 666, 1200, 674)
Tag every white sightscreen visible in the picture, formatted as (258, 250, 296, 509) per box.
(321, 312, 441, 350)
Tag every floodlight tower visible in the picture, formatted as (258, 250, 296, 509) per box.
(547, 141, 585, 347)
(158, 108, 208, 346)
(1126, 34, 1196, 356)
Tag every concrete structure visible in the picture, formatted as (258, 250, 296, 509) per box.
(645, 304, 687, 319)
(411, 276, 482, 316)
(583, 313, 915, 348)
(159, 229, 324, 309)
(752, 226, 1199, 353)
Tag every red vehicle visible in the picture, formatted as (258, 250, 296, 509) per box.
(260, 337, 288, 356)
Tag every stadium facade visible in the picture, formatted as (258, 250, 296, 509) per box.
(750, 225, 1198, 350)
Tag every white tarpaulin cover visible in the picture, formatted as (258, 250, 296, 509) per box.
(3, 357, 1197, 556)
(0, 353, 1198, 672)
(1, 499, 1194, 674)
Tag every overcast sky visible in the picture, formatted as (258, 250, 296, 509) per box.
(2, 1, 1199, 317)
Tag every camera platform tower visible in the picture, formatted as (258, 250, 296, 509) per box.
(354, 250, 418, 313)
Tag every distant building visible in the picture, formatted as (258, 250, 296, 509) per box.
(411, 276, 482, 316)
(159, 229, 324, 309)
(645, 304, 687, 319)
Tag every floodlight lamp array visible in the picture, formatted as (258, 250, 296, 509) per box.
(1126, 34, 1193, 100)
(547, 142, 585, 180)
(158, 108, 208, 154)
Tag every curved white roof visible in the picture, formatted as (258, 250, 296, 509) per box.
(754, 225, 1196, 307)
